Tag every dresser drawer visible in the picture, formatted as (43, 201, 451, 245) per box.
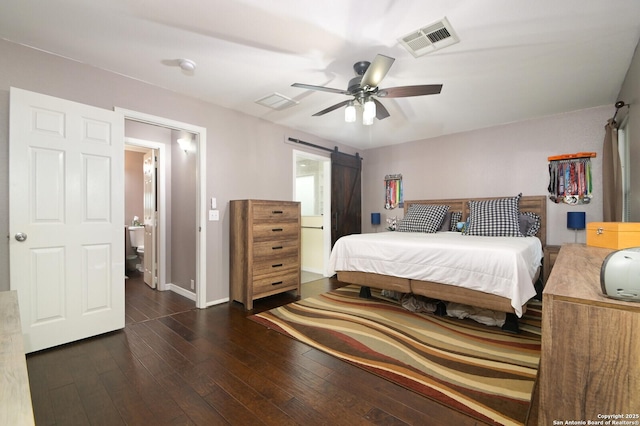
(252, 222, 299, 242)
(253, 240, 299, 259)
(252, 254, 298, 277)
(253, 271, 300, 295)
(252, 202, 299, 222)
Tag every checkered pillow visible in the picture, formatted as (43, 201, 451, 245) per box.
(464, 194, 523, 237)
(397, 204, 450, 233)
(520, 211, 541, 237)
(449, 211, 463, 231)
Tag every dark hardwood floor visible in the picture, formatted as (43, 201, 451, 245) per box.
(25, 273, 532, 425)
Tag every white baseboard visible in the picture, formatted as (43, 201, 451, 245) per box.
(302, 267, 325, 276)
(166, 283, 196, 301)
(206, 297, 229, 307)
(165, 283, 229, 307)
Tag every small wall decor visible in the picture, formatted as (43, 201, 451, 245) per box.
(547, 152, 595, 204)
(385, 174, 403, 209)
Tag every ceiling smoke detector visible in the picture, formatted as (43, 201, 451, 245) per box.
(178, 59, 197, 72)
(399, 17, 460, 57)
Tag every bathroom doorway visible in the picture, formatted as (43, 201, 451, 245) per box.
(293, 150, 331, 278)
(125, 141, 161, 289)
(119, 108, 208, 309)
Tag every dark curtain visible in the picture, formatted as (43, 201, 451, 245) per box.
(602, 119, 623, 221)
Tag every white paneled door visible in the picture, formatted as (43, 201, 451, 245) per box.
(9, 88, 125, 353)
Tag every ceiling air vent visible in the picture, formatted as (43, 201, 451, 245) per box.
(399, 17, 460, 58)
(255, 92, 299, 110)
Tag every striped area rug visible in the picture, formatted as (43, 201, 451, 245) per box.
(251, 285, 541, 426)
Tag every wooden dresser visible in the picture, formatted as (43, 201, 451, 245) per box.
(230, 200, 301, 310)
(539, 244, 640, 423)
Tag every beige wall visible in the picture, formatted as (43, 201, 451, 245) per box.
(0, 39, 354, 299)
(359, 36, 639, 241)
(361, 105, 611, 246)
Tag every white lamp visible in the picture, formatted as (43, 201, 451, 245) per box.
(362, 98, 376, 126)
(177, 137, 191, 153)
(344, 102, 356, 123)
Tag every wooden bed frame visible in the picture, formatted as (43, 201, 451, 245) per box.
(336, 195, 547, 323)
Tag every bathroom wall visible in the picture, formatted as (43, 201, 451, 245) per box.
(170, 131, 197, 291)
(301, 216, 324, 274)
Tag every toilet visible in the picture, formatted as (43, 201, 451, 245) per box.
(128, 225, 145, 273)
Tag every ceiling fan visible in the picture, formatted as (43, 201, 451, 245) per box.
(291, 54, 442, 124)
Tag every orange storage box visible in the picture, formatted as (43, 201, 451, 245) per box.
(586, 222, 640, 249)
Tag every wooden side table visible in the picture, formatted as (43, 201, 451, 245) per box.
(542, 244, 561, 284)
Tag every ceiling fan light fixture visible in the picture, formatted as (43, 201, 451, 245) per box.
(363, 98, 376, 125)
(292, 53, 442, 124)
(344, 102, 356, 123)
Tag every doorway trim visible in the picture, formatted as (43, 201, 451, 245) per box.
(117, 107, 207, 309)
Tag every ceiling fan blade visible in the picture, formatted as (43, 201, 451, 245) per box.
(312, 99, 352, 116)
(360, 54, 395, 88)
(377, 84, 443, 98)
(372, 98, 390, 120)
(291, 83, 349, 95)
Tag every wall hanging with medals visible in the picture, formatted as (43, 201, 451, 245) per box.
(547, 152, 596, 204)
(384, 174, 403, 209)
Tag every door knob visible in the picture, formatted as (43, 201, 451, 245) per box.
(15, 232, 27, 242)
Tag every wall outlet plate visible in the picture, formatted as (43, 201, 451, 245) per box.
(208, 210, 219, 221)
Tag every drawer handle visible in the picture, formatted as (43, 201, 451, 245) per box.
(272, 263, 283, 268)
(271, 281, 283, 286)
(597, 227, 604, 235)
(272, 228, 283, 232)
(272, 210, 283, 214)
(272, 246, 283, 250)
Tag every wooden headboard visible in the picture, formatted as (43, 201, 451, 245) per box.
(403, 195, 547, 248)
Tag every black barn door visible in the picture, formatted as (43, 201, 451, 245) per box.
(331, 150, 362, 247)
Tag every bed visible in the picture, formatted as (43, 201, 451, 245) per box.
(328, 195, 547, 329)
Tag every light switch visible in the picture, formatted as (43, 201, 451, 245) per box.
(208, 210, 219, 221)
(211, 197, 217, 209)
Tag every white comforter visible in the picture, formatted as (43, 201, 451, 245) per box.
(328, 231, 543, 317)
